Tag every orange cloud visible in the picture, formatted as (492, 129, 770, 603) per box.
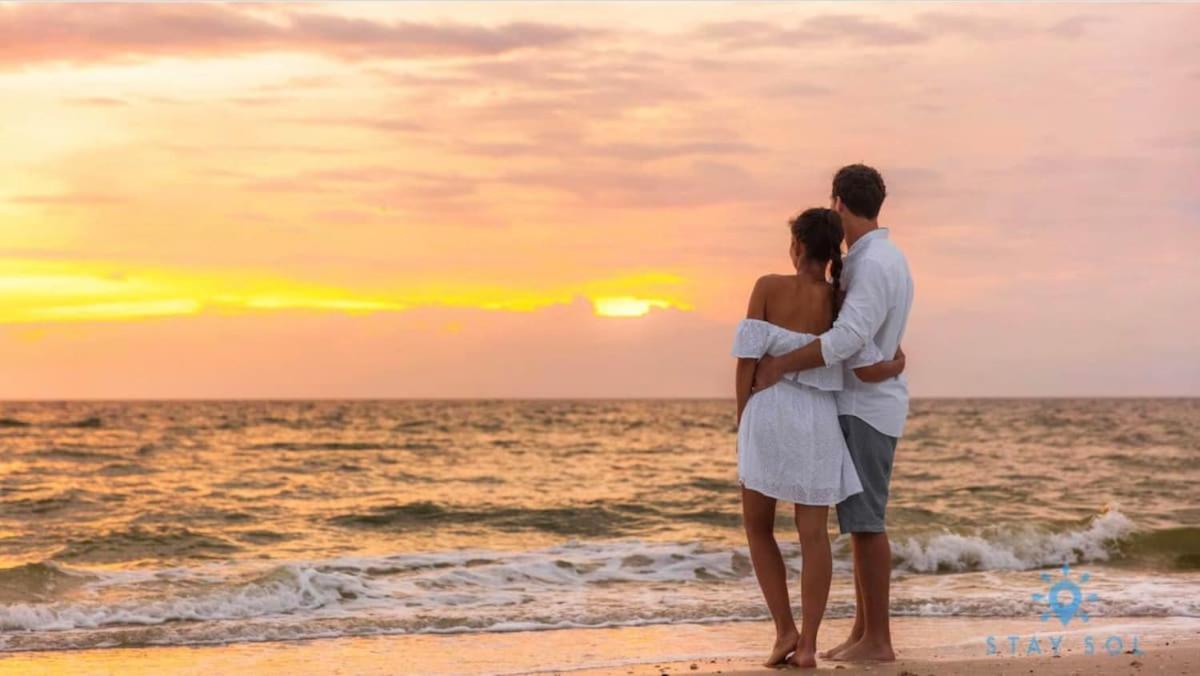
(8, 192, 124, 205)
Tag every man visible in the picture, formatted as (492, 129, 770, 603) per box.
(753, 163, 914, 662)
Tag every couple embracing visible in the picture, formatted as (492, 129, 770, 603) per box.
(732, 164, 914, 668)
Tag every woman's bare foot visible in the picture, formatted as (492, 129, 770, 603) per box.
(764, 629, 800, 667)
(835, 637, 895, 663)
(818, 633, 861, 660)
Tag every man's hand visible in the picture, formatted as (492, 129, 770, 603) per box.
(752, 354, 785, 392)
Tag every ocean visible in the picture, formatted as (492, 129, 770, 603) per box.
(0, 398, 1197, 653)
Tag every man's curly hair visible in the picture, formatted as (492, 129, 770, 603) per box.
(832, 164, 886, 220)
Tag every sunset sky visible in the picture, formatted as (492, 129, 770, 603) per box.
(2, 2, 1197, 398)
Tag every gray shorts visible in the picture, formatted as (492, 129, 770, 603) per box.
(836, 415, 898, 535)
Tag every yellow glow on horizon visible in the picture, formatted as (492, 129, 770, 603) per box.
(32, 299, 202, 321)
(0, 259, 694, 324)
(592, 296, 675, 317)
(236, 296, 407, 313)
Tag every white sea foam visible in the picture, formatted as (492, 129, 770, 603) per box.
(0, 564, 380, 632)
(893, 509, 1137, 573)
(4, 513, 1196, 651)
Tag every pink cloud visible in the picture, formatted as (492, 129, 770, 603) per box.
(0, 5, 591, 68)
(61, 96, 128, 106)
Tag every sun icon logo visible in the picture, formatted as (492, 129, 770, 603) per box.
(1032, 563, 1100, 626)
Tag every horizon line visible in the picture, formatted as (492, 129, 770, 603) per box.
(2, 395, 1197, 403)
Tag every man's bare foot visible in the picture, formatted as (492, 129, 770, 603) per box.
(835, 638, 895, 663)
(764, 629, 800, 667)
(786, 639, 817, 669)
(819, 634, 862, 660)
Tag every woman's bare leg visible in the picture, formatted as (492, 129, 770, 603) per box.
(821, 549, 864, 659)
(789, 504, 832, 669)
(741, 487, 799, 666)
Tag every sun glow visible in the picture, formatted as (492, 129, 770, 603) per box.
(591, 296, 676, 318)
(0, 260, 694, 324)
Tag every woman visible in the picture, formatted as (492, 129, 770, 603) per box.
(731, 207, 905, 668)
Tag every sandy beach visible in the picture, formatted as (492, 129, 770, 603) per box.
(1, 616, 1196, 675)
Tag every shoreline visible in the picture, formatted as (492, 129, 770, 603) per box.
(0, 616, 1196, 675)
(616, 647, 1195, 676)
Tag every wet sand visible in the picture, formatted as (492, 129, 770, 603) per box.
(631, 647, 1196, 676)
(0, 616, 1195, 675)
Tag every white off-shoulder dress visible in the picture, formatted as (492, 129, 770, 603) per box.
(732, 318, 884, 506)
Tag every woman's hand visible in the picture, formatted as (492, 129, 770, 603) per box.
(852, 344, 906, 383)
(752, 354, 785, 391)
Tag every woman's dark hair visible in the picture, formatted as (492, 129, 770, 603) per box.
(832, 163, 886, 219)
(789, 207, 845, 320)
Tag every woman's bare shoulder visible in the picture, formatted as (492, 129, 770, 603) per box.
(751, 273, 794, 290)
(757, 273, 832, 295)
(764, 275, 834, 333)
